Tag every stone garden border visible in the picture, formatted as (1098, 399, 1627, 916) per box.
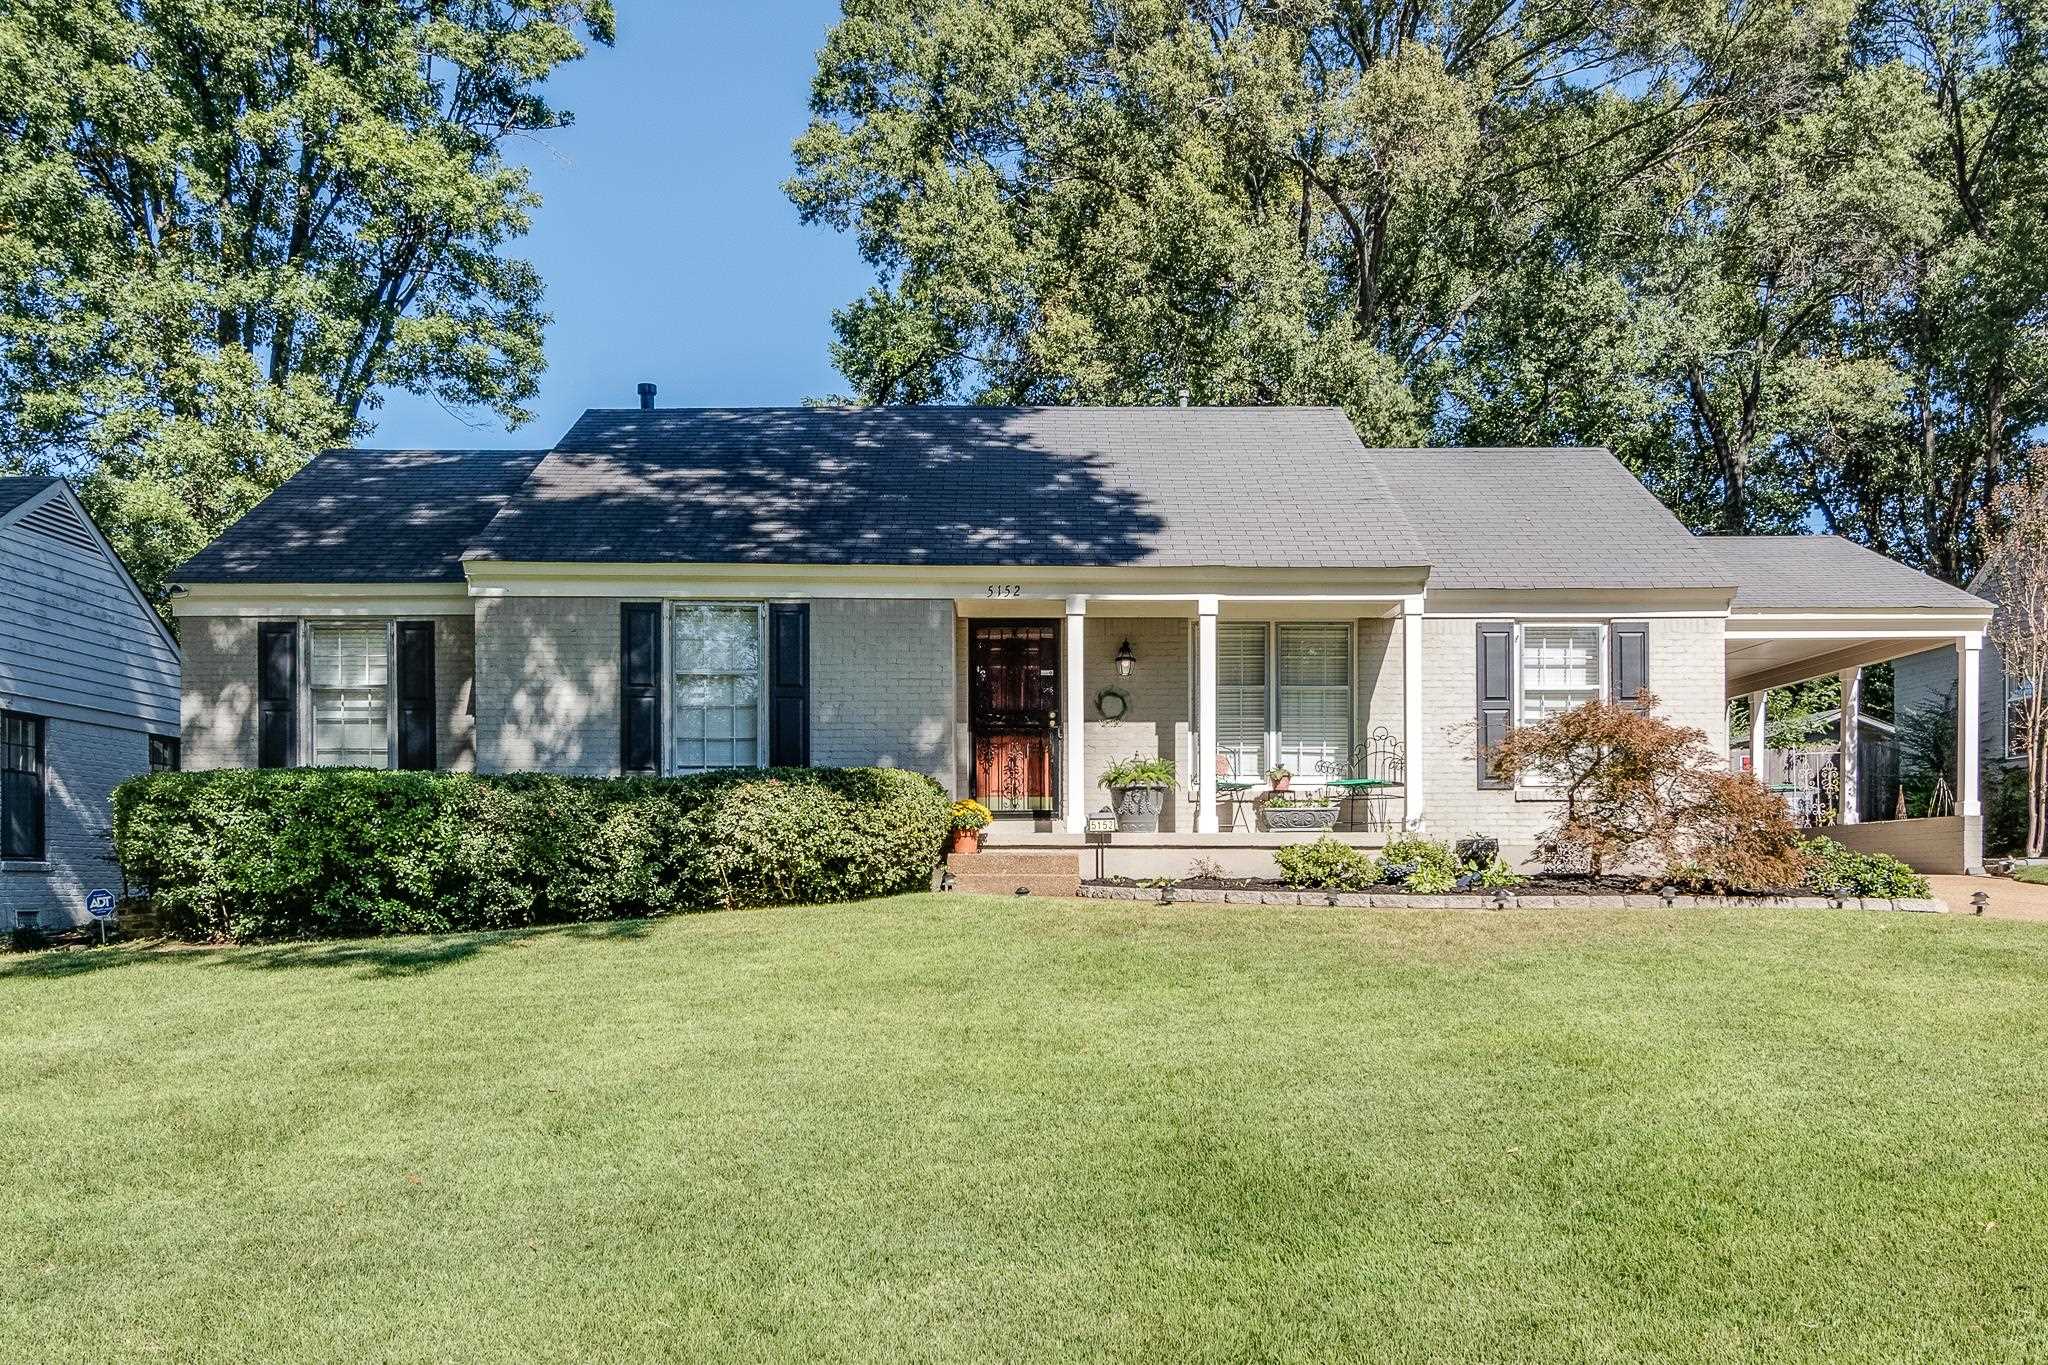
(1079, 884, 1948, 913)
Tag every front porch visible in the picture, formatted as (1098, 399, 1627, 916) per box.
(953, 592, 1426, 839)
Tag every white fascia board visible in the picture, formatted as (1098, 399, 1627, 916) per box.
(170, 583, 473, 618)
(1422, 587, 1735, 617)
(1727, 608, 1992, 633)
(458, 559, 1431, 601)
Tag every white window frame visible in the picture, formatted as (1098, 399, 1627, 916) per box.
(664, 600, 769, 775)
(1190, 620, 1355, 783)
(302, 619, 397, 769)
(1513, 621, 1609, 790)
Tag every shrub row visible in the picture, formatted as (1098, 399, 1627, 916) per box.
(113, 767, 950, 941)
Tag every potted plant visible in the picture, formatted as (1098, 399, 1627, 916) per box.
(1265, 764, 1293, 792)
(1100, 755, 1176, 832)
(948, 798, 992, 854)
(1260, 791, 1340, 832)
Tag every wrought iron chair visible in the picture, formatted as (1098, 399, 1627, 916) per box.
(1316, 727, 1406, 831)
(1188, 750, 1260, 832)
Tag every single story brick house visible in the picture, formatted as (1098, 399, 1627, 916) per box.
(170, 401, 1994, 876)
(3, 477, 183, 930)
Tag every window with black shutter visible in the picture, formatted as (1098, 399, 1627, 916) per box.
(1, 712, 45, 861)
(1475, 622, 1513, 789)
(768, 603, 810, 767)
(396, 621, 437, 770)
(620, 603, 661, 775)
(257, 622, 298, 769)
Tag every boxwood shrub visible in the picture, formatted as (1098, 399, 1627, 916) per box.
(113, 766, 950, 941)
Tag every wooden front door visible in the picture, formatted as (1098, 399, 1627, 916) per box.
(970, 622, 1060, 816)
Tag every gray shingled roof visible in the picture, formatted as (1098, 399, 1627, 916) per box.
(0, 475, 59, 520)
(175, 449, 546, 584)
(1368, 447, 1733, 590)
(1711, 536, 1993, 612)
(465, 407, 1430, 570)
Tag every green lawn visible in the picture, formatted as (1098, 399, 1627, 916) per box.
(5, 897, 2046, 1363)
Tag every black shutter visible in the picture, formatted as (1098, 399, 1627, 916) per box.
(1476, 622, 1514, 789)
(1611, 621, 1649, 708)
(1, 712, 44, 860)
(396, 621, 437, 770)
(768, 603, 810, 767)
(257, 622, 297, 769)
(620, 603, 661, 775)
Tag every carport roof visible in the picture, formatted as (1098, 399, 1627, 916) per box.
(1710, 536, 1992, 614)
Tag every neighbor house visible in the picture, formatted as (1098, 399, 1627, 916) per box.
(169, 400, 1994, 876)
(1893, 567, 2025, 840)
(2, 477, 183, 930)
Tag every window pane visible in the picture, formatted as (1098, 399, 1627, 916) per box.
(1278, 625, 1351, 774)
(1216, 625, 1266, 775)
(672, 605, 763, 773)
(309, 626, 390, 767)
(1521, 625, 1601, 726)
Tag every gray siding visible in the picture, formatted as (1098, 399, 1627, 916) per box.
(1893, 642, 2006, 784)
(0, 496, 179, 737)
(0, 716, 142, 929)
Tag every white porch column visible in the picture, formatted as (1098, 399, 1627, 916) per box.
(1402, 595, 1425, 830)
(1196, 596, 1220, 834)
(1062, 596, 1087, 834)
(1838, 668, 1861, 825)
(1959, 633, 1983, 817)
(1747, 690, 1769, 782)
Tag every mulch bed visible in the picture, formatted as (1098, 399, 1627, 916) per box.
(1095, 873, 1737, 897)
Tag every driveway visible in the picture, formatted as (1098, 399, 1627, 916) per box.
(1927, 875, 2048, 922)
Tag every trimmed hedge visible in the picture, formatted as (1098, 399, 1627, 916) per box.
(113, 767, 950, 941)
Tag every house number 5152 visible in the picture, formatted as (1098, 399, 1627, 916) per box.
(985, 584, 1023, 598)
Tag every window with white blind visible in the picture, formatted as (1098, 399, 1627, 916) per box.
(1277, 624, 1352, 775)
(1518, 624, 1605, 725)
(1215, 624, 1268, 779)
(309, 624, 390, 767)
(672, 604, 765, 772)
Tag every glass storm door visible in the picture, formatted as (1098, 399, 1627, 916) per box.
(970, 622, 1059, 816)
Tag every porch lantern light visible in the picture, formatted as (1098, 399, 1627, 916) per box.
(1115, 638, 1136, 677)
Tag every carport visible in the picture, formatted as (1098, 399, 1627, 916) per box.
(1714, 537, 1995, 874)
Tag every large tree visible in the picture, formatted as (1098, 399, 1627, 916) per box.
(793, 0, 2048, 581)
(0, 0, 615, 601)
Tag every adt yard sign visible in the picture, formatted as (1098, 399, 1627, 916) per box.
(85, 889, 115, 919)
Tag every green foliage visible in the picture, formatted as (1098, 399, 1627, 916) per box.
(112, 766, 948, 941)
(1377, 835, 1463, 893)
(1800, 837, 1932, 899)
(1273, 838, 1378, 892)
(1474, 858, 1528, 890)
(0, 2, 615, 611)
(1100, 755, 1175, 787)
(793, 1, 2047, 581)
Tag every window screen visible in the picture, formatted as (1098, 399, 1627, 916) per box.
(1277, 624, 1351, 775)
(672, 604, 763, 772)
(309, 624, 390, 767)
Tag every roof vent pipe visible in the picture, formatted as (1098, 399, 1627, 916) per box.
(1177, 386, 1189, 407)
(637, 382, 657, 410)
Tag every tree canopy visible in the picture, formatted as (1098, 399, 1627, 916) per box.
(0, 0, 615, 602)
(791, 0, 2048, 582)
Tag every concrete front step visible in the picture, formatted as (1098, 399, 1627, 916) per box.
(949, 872, 1083, 898)
(947, 849, 1082, 898)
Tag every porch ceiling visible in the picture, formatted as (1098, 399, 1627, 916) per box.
(1725, 609, 1987, 694)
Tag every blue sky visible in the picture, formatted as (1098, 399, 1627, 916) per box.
(370, 3, 869, 449)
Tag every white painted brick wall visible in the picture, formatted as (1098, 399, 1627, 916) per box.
(810, 599, 956, 789)
(1, 716, 145, 929)
(1420, 614, 1728, 849)
(474, 596, 623, 776)
(181, 615, 260, 770)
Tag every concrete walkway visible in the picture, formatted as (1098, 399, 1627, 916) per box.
(1927, 875, 2048, 922)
